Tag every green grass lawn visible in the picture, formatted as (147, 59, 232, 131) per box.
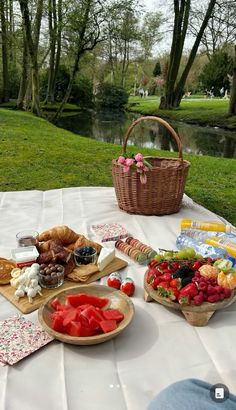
(128, 96, 236, 129)
(0, 108, 236, 225)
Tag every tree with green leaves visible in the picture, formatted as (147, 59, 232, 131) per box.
(199, 50, 233, 95)
(104, 0, 140, 87)
(159, 0, 217, 110)
(153, 61, 161, 77)
(19, 0, 44, 116)
(189, 0, 236, 60)
(140, 11, 163, 60)
(52, 0, 106, 122)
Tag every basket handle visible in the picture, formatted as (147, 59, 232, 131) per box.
(122, 116, 183, 161)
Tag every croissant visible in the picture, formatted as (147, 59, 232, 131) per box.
(38, 240, 52, 252)
(67, 236, 102, 254)
(38, 225, 79, 245)
(37, 250, 56, 265)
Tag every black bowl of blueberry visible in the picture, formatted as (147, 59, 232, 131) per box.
(73, 246, 97, 266)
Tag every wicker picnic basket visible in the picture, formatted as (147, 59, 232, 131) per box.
(112, 116, 190, 215)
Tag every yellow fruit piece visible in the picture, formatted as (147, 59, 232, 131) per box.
(217, 271, 236, 289)
(199, 264, 218, 279)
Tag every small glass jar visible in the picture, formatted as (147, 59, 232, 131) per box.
(74, 246, 97, 266)
(16, 230, 39, 247)
(38, 263, 64, 289)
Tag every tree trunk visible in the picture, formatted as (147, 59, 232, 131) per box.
(163, 0, 190, 108)
(0, 0, 9, 102)
(52, 55, 80, 123)
(228, 45, 236, 116)
(23, 73, 32, 110)
(52, 0, 93, 122)
(45, 0, 56, 103)
(19, 0, 43, 116)
(52, 0, 62, 100)
(160, 0, 216, 109)
(17, 30, 29, 109)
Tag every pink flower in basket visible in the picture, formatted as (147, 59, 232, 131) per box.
(118, 152, 152, 184)
(134, 153, 143, 162)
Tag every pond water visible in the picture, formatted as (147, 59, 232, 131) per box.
(57, 110, 236, 158)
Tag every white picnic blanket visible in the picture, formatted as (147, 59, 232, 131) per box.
(0, 187, 235, 410)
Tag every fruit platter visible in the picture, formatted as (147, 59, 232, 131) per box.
(144, 247, 236, 326)
(38, 284, 134, 345)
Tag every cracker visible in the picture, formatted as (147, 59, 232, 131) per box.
(67, 264, 98, 282)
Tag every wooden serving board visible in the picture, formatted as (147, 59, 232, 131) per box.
(0, 257, 128, 314)
(144, 271, 236, 326)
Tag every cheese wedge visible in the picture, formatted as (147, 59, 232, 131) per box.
(97, 248, 115, 271)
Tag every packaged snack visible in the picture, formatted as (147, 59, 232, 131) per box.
(91, 223, 130, 242)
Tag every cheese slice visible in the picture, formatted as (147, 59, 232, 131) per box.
(97, 248, 115, 271)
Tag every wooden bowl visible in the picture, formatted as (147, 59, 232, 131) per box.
(38, 284, 134, 345)
(144, 271, 236, 326)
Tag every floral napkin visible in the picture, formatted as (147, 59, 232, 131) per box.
(0, 315, 54, 366)
(91, 223, 130, 242)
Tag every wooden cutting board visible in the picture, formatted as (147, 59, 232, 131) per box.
(0, 257, 128, 314)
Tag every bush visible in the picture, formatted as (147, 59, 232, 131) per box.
(40, 65, 70, 101)
(69, 75, 93, 106)
(199, 51, 233, 95)
(95, 83, 128, 108)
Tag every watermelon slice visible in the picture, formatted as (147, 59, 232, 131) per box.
(50, 297, 61, 310)
(102, 309, 124, 322)
(51, 315, 65, 333)
(80, 326, 97, 337)
(81, 305, 104, 323)
(99, 320, 117, 333)
(63, 309, 78, 327)
(66, 293, 109, 309)
(67, 321, 81, 337)
(88, 316, 101, 332)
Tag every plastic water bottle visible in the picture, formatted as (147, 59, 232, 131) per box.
(176, 233, 228, 259)
(181, 229, 223, 241)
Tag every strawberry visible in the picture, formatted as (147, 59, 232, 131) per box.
(120, 278, 135, 296)
(180, 283, 198, 298)
(171, 261, 180, 271)
(161, 272, 172, 282)
(192, 261, 202, 270)
(157, 262, 169, 270)
(149, 260, 158, 268)
(147, 267, 160, 282)
(107, 274, 121, 290)
(167, 287, 179, 301)
(151, 276, 163, 289)
(170, 278, 181, 289)
(178, 293, 190, 305)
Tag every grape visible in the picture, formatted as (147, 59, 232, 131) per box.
(175, 250, 187, 260)
(184, 247, 196, 259)
(164, 251, 174, 258)
(154, 254, 162, 262)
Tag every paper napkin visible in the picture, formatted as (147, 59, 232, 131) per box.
(0, 315, 54, 365)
